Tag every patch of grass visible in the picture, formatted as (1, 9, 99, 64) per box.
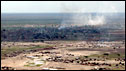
(89, 53, 125, 60)
(89, 54, 101, 58)
(24, 62, 43, 67)
(35, 64, 42, 67)
(24, 64, 35, 67)
(1, 45, 52, 59)
(24, 62, 35, 67)
(1, 46, 26, 56)
(24, 65, 30, 67)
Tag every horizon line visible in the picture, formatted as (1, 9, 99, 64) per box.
(1, 12, 125, 14)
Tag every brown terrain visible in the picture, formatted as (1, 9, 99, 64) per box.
(1, 41, 125, 70)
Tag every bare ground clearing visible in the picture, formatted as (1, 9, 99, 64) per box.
(1, 41, 125, 70)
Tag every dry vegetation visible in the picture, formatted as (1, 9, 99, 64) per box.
(1, 41, 125, 70)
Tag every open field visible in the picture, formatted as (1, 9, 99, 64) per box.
(1, 1, 125, 70)
(1, 41, 125, 70)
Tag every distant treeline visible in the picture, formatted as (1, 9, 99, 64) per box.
(1, 26, 125, 42)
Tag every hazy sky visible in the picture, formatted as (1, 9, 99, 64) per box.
(1, 1, 125, 13)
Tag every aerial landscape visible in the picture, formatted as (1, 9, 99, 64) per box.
(1, 1, 125, 70)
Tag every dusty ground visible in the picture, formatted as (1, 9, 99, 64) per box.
(1, 41, 125, 70)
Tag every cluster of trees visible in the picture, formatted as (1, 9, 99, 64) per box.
(1, 26, 124, 42)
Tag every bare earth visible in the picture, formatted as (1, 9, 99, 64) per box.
(1, 41, 125, 70)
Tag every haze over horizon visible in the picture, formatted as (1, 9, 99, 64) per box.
(1, 1, 125, 13)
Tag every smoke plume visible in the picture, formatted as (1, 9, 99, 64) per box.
(58, 3, 106, 30)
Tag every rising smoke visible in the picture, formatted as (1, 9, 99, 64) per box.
(58, 2, 106, 30)
(58, 2, 123, 30)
